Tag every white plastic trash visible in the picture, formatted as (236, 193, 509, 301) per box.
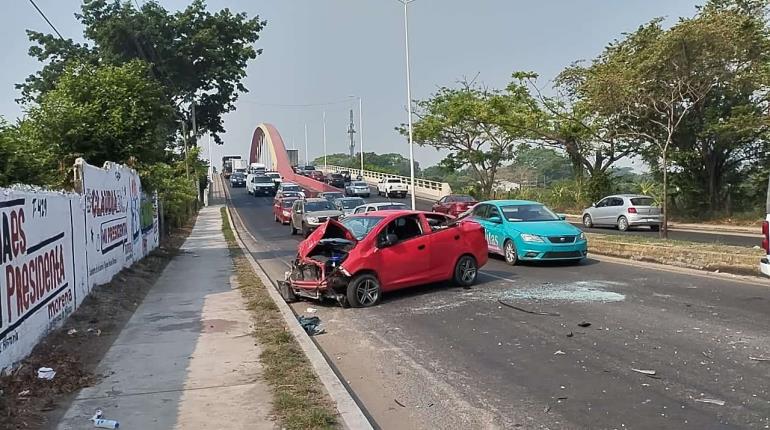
(37, 367, 56, 380)
(92, 410, 120, 428)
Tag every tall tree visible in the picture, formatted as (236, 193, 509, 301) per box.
(403, 81, 535, 197)
(18, 0, 266, 145)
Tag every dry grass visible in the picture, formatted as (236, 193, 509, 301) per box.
(220, 207, 338, 430)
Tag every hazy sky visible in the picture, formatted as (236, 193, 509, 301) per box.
(1, 0, 701, 169)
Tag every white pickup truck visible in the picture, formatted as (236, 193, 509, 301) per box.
(377, 177, 408, 199)
(761, 175, 770, 277)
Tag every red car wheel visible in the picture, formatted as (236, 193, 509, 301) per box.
(347, 274, 381, 308)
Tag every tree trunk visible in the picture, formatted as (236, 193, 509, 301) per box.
(661, 151, 668, 239)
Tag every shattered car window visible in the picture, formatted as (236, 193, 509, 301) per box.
(341, 216, 385, 240)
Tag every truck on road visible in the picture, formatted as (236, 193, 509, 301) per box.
(377, 177, 408, 199)
(762, 175, 769, 277)
(232, 159, 248, 174)
(222, 155, 242, 179)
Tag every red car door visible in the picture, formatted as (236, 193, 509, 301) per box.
(424, 214, 460, 279)
(373, 214, 431, 291)
(432, 196, 448, 213)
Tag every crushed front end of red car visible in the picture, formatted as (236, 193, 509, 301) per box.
(279, 220, 356, 305)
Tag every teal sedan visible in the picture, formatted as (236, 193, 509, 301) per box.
(470, 200, 588, 265)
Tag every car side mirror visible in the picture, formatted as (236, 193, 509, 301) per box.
(379, 233, 398, 248)
(591, 202, 596, 207)
(488, 216, 502, 224)
(558, 214, 567, 220)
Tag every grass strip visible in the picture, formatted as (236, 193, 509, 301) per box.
(220, 207, 338, 430)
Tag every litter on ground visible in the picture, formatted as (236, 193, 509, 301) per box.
(36, 367, 56, 380)
(297, 315, 325, 336)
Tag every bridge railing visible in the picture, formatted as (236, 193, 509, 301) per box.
(321, 165, 452, 200)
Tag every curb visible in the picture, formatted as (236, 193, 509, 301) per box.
(218, 176, 374, 430)
(565, 214, 759, 236)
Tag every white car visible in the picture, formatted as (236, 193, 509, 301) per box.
(247, 175, 276, 196)
(351, 201, 408, 214)
(278, 182, 305, 199)
(377, 177, 408, 198)
(762, 175, 769, 277)
(265, 171, 282, 186)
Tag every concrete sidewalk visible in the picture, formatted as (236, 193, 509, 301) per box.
(56, 205, 276, 429)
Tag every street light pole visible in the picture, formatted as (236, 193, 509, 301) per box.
(304, 123, 309, 166)
(359, 97, 364, 177)
(400, 0, 417, 210)
(322, 111, 327, 170)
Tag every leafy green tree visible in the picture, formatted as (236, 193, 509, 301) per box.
(314, 152, 419, 177)
(507, 146, 573, 185)
(403, 81, 536, 197)
(27, 60, 175, 168)
(19, 0, 266, 145)
(0, 119, 57, 187)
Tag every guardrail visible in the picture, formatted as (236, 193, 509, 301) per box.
(321, 165, 451, 200)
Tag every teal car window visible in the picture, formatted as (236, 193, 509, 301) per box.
(501, 204, 560, 222)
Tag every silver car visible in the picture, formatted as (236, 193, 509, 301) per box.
(345, 181, 371, 197)
(351, 202, 408, 214)
(334, 197, 366, 216)
(582, 194, 661, 232)
(290, 198, 344, 237)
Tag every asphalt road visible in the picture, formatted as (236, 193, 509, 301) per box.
(228, 185, 770, 429)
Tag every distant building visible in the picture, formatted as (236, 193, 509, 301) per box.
(494, 180, 521, 191)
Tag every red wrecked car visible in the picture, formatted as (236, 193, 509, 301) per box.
(279, 210, 488, 307)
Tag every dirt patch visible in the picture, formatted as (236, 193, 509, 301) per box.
(0, 217, 196, 430)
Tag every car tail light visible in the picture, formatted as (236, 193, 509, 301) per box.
(762, 221, 769, 252)
(628, 207, 637, 214)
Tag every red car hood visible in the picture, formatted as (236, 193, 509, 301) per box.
(296, 219, 358, 259)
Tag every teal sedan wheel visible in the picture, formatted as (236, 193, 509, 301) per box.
(504, 240, 518, 265)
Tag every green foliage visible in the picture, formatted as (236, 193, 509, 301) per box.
(403, 80, 537, 197)
(0, 119, 58, 187)
(27, 60, 175, 168)
(313, 152, 418, 177)
(20, 0, 266, 144)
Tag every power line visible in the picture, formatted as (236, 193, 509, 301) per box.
(28, 0, 65, 40)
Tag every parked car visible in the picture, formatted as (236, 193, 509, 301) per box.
(345, 181, 371, 198)
(471, 200, 587, 265)
(277, 182, 305, 199)
(309, 170, 325, 182)
(339, 170, 352, 184)
(280, 211, 488, 307)
(273, 196, 299, 224)
(229, 172, 246, 188)
(248, 175, 276, 196)
(290, 198, 344, 237)
(761, 175, 769, 277)
(582, 194, 661, 232)
(377, 177, 408, 198)
(351, 202, 408, 214)
(318, 191, 344, 202)
(432, 194, 478, 217)
(334, 197, 366, 216)
(326, 173, 346, 188)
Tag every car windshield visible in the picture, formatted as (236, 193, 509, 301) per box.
(282, 200, 296, 208)
(305, 200, 336, 212)
(254, 176, 272, 183)
(282, 185, 301, 192)
(630, 197, 655, 206)
(304, 166, 316, 170)
(323, 193, 343, 199)
(338, 198, 364, 209)
(232, 173, 245, 179)
(266, 172, 279, 178)
(341, 216, 385, 240)
(331, 174, 343, 179)
(352, 182, 367, 187)
(453, 195, 475, 202)
(500, 204, 559, 222)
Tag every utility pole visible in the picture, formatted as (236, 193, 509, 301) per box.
(347, 109, 356, 158)
(323, 111, 328, 169)
(304, 123, 309, 166)
(359, 97, 364, 175)
(398, 0, 417, 210)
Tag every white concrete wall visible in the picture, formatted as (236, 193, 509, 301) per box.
(322, 165, 452, 200)
(0, 159, 160, 368)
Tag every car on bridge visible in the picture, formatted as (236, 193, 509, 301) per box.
(352, 202, 408, 214)
(339, 170, 352, 184)
(290, 198, 344, 237)
(265, 171, 282, 186)
(432, 194, 478, 217)
(345, 181, 371, 198)
(277, 182, 305, 199)
(247, 174, 276, 196)
(229, 172, 246, 188)
(582, 194, 661, 232)
(377, 177, 408, 198)
(318, 191, 344, 202)
(273, 196, 299, 225)
(280, 210, 488, 307)
(471, 200, 587, 265)
(325, 173, 346, 188)
(334, 197, 366, 216)
(309, 170, 326, 182)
